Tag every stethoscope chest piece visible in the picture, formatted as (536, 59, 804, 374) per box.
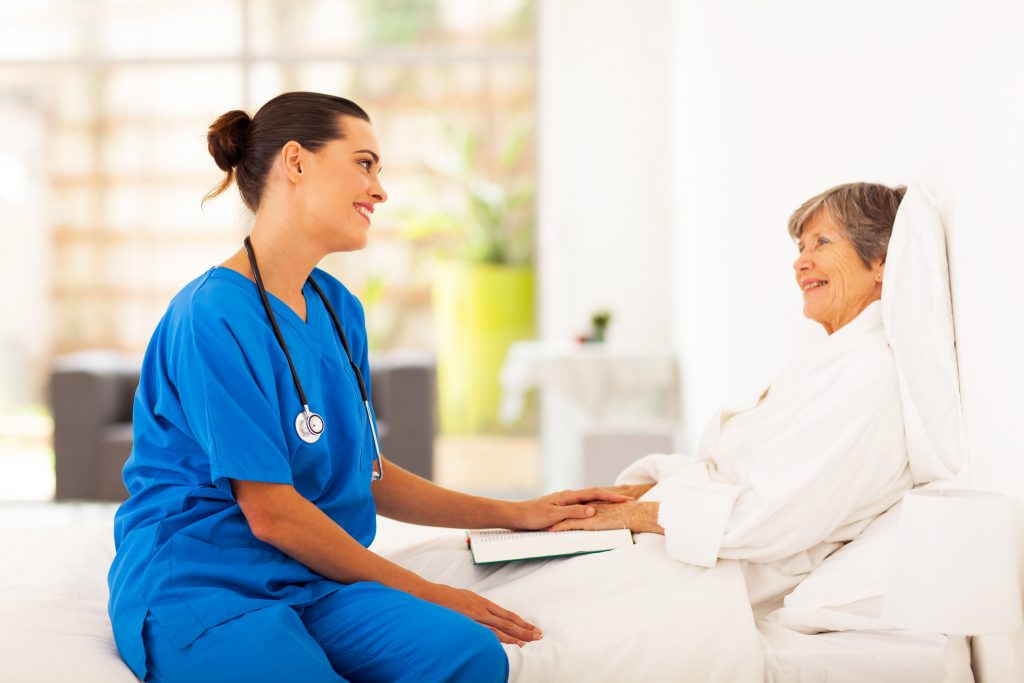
(295, 408, 325, 444)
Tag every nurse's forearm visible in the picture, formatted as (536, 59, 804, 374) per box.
(371, 462, 632, 531)
(232, 479, 435, 592)
(371, 461, 515, 529)
(232, 479, 543, 646)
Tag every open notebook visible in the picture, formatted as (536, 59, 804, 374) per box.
(465, 528, 634, 564)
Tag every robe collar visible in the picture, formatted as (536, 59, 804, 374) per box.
(768, 300, 886, 403)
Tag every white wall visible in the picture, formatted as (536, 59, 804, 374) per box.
(670, 0, 1024, 495)
(536, 0, 1024, 494)
(537, 0, 674, 346)
(938, 5, 1024, 496)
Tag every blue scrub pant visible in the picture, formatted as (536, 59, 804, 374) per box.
(141, 582, 509, 683)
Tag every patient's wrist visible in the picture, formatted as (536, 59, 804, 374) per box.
(631, 502, 664, 534)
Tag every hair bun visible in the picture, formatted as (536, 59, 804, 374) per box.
(207, 110, 252, 172)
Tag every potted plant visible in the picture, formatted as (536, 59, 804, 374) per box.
(406, 125, 535, 434)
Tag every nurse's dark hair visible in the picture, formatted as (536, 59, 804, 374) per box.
(787, 182, 907, 268)
(202, 91, 370, 211)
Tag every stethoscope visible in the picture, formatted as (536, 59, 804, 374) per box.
(243, 236, 384, 481)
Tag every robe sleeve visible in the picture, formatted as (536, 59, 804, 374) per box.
(616, 453, 742, 566)
(655, 356, 908, 568)
(175, 304, 294, 494)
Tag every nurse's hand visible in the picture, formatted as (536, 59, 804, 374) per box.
(420, 583, 542, 647)
(511, 488, 634, 531)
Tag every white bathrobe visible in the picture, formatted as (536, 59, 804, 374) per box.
(619, 300, 913, 613)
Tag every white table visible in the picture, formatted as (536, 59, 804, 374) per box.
(499, 341, 679, 489)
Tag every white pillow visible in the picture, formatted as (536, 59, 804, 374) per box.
(768, 503, 901, 633)
(783, 502, 901, 613)
(770, 479, 956, 633)
(880, 184, 964, 484)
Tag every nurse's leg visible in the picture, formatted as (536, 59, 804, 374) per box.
(142, 604, 348, 683)
(302, 582, 508, 683)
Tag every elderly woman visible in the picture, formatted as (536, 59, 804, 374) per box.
(385, 182, 916, 682)
(550, 181, 913, 613)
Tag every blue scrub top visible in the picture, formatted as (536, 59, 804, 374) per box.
(107, 266, 379, 679)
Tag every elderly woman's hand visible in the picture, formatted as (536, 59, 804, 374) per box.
(547, 501, 664, 534)
(510, 488, 634, 530)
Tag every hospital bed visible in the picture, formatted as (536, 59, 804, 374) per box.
(0, 188, 991, 682)
(0, 501, 974, 683)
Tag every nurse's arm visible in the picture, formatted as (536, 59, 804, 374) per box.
(370, 460, 631, 530)
(231, 478, 542, 646)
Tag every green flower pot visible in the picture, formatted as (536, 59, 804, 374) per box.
(433, 260, 535, 434)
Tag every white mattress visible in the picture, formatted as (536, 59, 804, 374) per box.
(759, 622, 973, 683)
(0, 503, 972, 683)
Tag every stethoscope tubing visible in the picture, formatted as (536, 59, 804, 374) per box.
(242, 236, 384, 481)
(243, 238, 310, 408)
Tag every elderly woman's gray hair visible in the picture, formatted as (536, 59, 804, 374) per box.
(788, 182, 907, 268)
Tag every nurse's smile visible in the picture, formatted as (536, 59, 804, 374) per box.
(354, 202, 373, 225)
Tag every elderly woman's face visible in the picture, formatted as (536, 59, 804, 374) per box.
(793, 211, 883, 335)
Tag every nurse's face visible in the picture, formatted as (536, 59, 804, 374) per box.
(300, 115, 388, 252)
(792, 210, 883, 335)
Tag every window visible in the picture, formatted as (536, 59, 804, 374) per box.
(0, 0, 536, 499)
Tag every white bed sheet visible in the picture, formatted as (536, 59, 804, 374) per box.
(0, 504, 974, 683)
(373, 518, 973, 683)
(0, 502, 136, 683)
(379, 526, 765, 682)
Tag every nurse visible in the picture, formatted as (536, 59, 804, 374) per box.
(107, 91, 627, 683)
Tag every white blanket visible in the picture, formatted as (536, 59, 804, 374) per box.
(382, 531, 764, 683)
(380, 303, 914, 682)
